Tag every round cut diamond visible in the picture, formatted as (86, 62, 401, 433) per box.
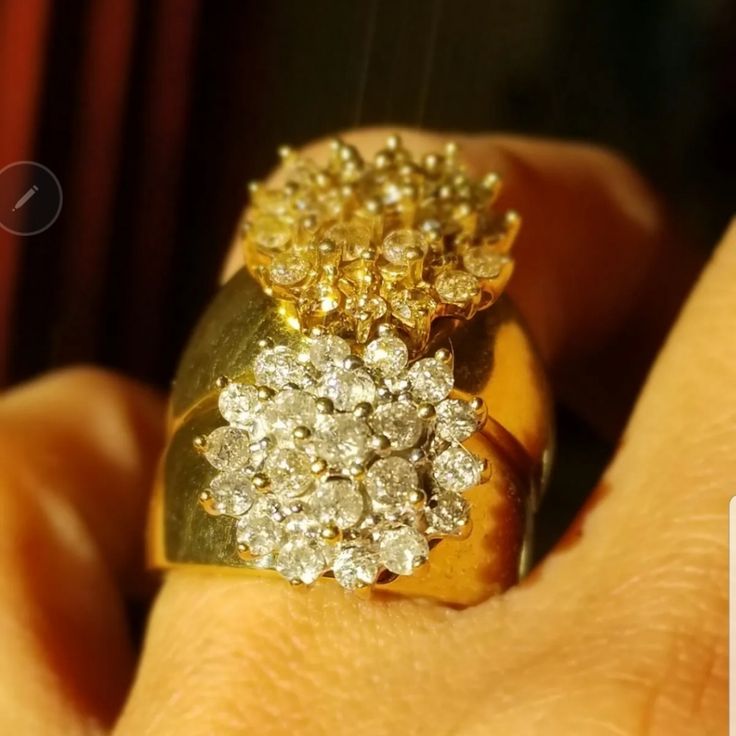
(324, 221, 372, 261)
(204, 426, 250, 471)
(269, 252, 310, 285)
(251, 189, 289, 217)
(208, 471, 255, 516)
(313, 414, 370, 466)
(407, 358, 454, 403)
(381, 229, 427, 265)
(309, 477, 364, 528)
(283, 512, 323, 538)
(317, 367, 376, 411)
(265, 447, 314, 497)
(435, 270, 479, 304)
(250, 214, 291, 251)
(236, 497, 284, 555)
(309, 334, 351, 370)
(369, 402, 423, 450)
(435, 398, 478, 441)
(432, 445, 482, 492)
(264, 388, 317, 441)
(254, 346, 308, 389)
(379, 526, 429, 575)
(365, 456, 418, 507)
(463, 246, 510, 279)
(276, 538, 328, 584)
(218, 383, 261, 428)
(425, 491, 470, 534)
(201, 329, 487, 588)
(333, 543, 380, 589)
(363, 335, 408, 376)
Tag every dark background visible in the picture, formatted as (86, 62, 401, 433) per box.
(1, 0, 734, 552)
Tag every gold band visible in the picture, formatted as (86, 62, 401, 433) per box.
(148, 136, 553, 606)
(149, 272, 552, 605)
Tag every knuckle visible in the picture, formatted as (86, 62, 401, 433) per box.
(574, 143, 666, 235)
(46, 363, 124, 394)
(605, 563, 728, 734)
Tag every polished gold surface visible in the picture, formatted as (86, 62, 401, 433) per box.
(150, 268, 553, 606)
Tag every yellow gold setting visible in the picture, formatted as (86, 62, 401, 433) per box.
(242, 135, 517, 351)
(149, 136, 553, 606)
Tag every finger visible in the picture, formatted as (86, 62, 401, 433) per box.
(0, 368, 163, 734)
(117, 130, 701, 735)
(116, 228, 734, 735)
(529, 219, 736, 732)
(222, 128, 700, 435)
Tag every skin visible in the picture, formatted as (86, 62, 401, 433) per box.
(0, 129, 729, 735)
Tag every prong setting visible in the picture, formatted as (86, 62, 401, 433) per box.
(196, 138, 503, 589)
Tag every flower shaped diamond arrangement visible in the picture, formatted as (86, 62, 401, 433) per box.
(196, 331, 488, 589)
(241, 135, 518, 351)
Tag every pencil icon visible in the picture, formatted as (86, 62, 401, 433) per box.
(12, 185, 39, 212)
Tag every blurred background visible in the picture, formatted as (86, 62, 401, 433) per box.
(1, 0, 734, 551)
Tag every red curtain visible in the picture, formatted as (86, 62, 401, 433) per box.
(0, 0, 200, 385)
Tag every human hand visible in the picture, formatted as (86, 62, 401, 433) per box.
(0, 130, 728, 735)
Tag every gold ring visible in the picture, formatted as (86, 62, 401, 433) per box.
(148, 134, 553, 606)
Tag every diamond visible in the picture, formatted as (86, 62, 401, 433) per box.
(369, 402, 423, 450)
(200, 331, 483, 587)
(435, 398, 478, 441)
(463, 246, 510, 279)
(425, 491, 470, 534)
(309, 334, 351, 370)
(263, 388, 317, 441)
(365, 456, 418, 507)
(363, 334, 408, 376)
(283, 512, 323, 538)
(435, 270, 479, 304)
(243, 138, 519, 364)
(333, 543, 380, 589)
(324, 221, 373, 261)
(275, 538, 328, 584)
(236, 496, 285, 555)
(317, 367, 376, 411)
(208, 471, 255, 516)
(204, 426, 250, 471)
(218, 383, 261, 427)
(250, 214, 291, 251)
(381, 229, 427, 265)
(313, 414, 371, 466)
(381, 181, 402, 205)
(201, 135, 531, 585)
(254, 346, 308, 389)
(251, 188, 289, 217)
(379, 526, 429, 575)
(407, 358, 454, 403)
(269, 252, 310, 285)
(309, 477, 364, 528)
(432, 445, 482, 492)
(264, 447, 314, 497)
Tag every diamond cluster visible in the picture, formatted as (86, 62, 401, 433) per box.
(241, 135, 517, 350)
(198, 332, 486, 589)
